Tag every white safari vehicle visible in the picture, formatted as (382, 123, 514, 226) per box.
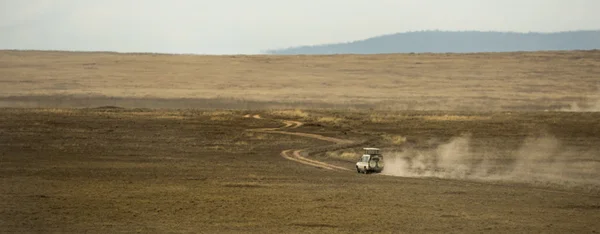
(356, 148, 384, 174)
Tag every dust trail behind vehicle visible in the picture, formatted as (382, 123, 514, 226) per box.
(561, 86, 600, 112)
(383, 133, 600, 193)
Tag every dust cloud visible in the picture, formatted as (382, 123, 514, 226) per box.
(383, 133, 600, 191)
(561, 88, 600, 112)
(562, 100, 600, 112)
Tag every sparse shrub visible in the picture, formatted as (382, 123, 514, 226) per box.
(325, 150, 359, 162)
(369, 113, 391, 123)
(315, 116, 342, 125)
(382, 134, 407, 145)
(209, 116, 233, 121)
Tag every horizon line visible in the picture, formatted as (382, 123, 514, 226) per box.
(263, 29, 600, 53)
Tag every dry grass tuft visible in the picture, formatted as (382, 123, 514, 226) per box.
(30, 108, 79, 115)
(325, 150, 360, 162)
(268, 109, 309, 119)
(209, 116, 234, 121)
(204, 110, 235, 116)
(154, 115, 186, 120)
(421, 115, 491, 121)
(382, 134, 407, 145)
(369, 113, 403, 123)
(315, 116, 343, 125)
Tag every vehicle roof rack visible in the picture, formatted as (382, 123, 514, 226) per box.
(363, 148, 381, 155)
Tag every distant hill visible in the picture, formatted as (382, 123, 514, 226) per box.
(266, 30, 600, 54)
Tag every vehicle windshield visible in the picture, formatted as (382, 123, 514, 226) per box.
(361, 156, 369, 162)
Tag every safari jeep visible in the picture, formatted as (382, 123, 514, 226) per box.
(356, 148, 384, 174)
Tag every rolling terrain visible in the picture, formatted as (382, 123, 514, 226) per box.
(266, 30, 600, 54)
(0, 50, 599, 233)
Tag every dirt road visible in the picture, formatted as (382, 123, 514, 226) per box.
(245, 114, 351, 171)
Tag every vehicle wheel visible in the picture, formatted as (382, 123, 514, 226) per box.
(363, 167, 369, 174)
(356, 166, 361, 173)
(369, 160, 377, 169)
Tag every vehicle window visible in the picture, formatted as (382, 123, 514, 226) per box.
(362, 156, 369, 162)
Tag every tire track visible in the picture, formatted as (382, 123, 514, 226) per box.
(246, 115, 350, 171)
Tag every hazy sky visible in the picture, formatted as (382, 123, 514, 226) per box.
(1, 0, 599, 54)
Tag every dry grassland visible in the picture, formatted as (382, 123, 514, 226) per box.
(1, 50, 599, 110)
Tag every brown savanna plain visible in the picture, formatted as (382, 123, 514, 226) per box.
(1, 50, 599, 110)
(0, 50, 599, 233)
